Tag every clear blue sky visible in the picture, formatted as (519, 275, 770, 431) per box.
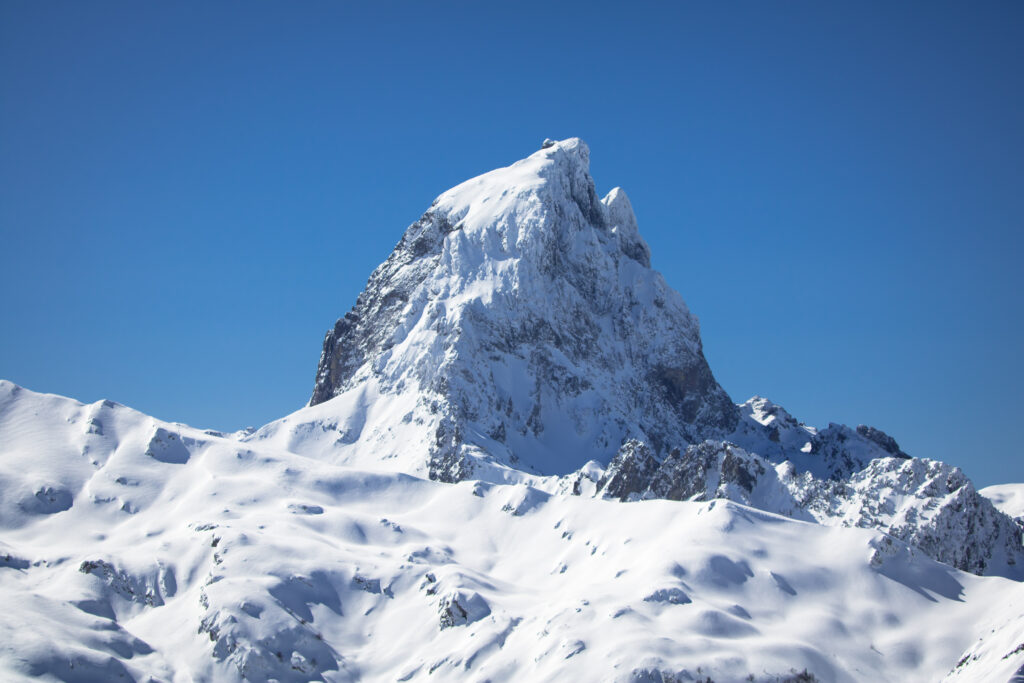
(2, 2, 1022, 488)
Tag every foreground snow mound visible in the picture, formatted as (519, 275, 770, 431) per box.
(1, 380, 1019, 682)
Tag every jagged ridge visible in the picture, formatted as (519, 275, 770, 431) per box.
(585, 438, 1023, 577)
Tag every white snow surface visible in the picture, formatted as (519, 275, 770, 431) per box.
(1, 380, 1022, 682)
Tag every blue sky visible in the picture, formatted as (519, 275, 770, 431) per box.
(2, 2, 1022, 487)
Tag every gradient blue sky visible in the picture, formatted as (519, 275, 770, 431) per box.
(2, 2, 1022, 487)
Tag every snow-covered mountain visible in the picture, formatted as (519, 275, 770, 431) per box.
(298, 138, 738, 482)
(2, 138, 1022, 682)
(283, 138, 895, 485)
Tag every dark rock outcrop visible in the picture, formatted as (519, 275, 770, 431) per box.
(598, 440, 660, 501)
(855, 424, 910, 459)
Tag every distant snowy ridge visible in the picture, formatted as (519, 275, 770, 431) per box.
(579, 438, 1023, 578)
(729, 396, 912, 480)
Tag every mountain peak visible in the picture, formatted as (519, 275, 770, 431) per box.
(539, 136, 589, 163)
(304, 139, 738, 479)
(602, 186, 649, 267)
(428, 136, 598, 241)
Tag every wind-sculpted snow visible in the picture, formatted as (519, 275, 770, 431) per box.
(1, 381, 1019, 682)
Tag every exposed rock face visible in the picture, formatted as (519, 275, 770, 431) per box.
(647, 441, 766, 502)
(855, 424, 910, 458)
(643, 441, 808, 520)
(310, 139, 737, 479)
(598, 440, 660, 501)
(437, 591, 491, 629)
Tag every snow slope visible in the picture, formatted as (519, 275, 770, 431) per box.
(945, 577, 1024, 683)
(0, 381, 1020, 682)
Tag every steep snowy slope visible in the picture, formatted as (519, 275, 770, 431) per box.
(0, 381, 1017, 682)
(944, 577, 1024, 682)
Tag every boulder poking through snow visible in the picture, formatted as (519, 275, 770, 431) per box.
(438, 590, 491, 629)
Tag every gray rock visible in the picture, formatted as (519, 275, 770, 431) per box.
(856, 424, 910, 458)
(438, 590, 490, 629)
(20, 486, 73, 514)
(643, 587, 691, 605)
(598, 440, 660, 501)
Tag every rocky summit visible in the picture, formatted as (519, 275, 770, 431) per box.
(2, 139, 1023, 682)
